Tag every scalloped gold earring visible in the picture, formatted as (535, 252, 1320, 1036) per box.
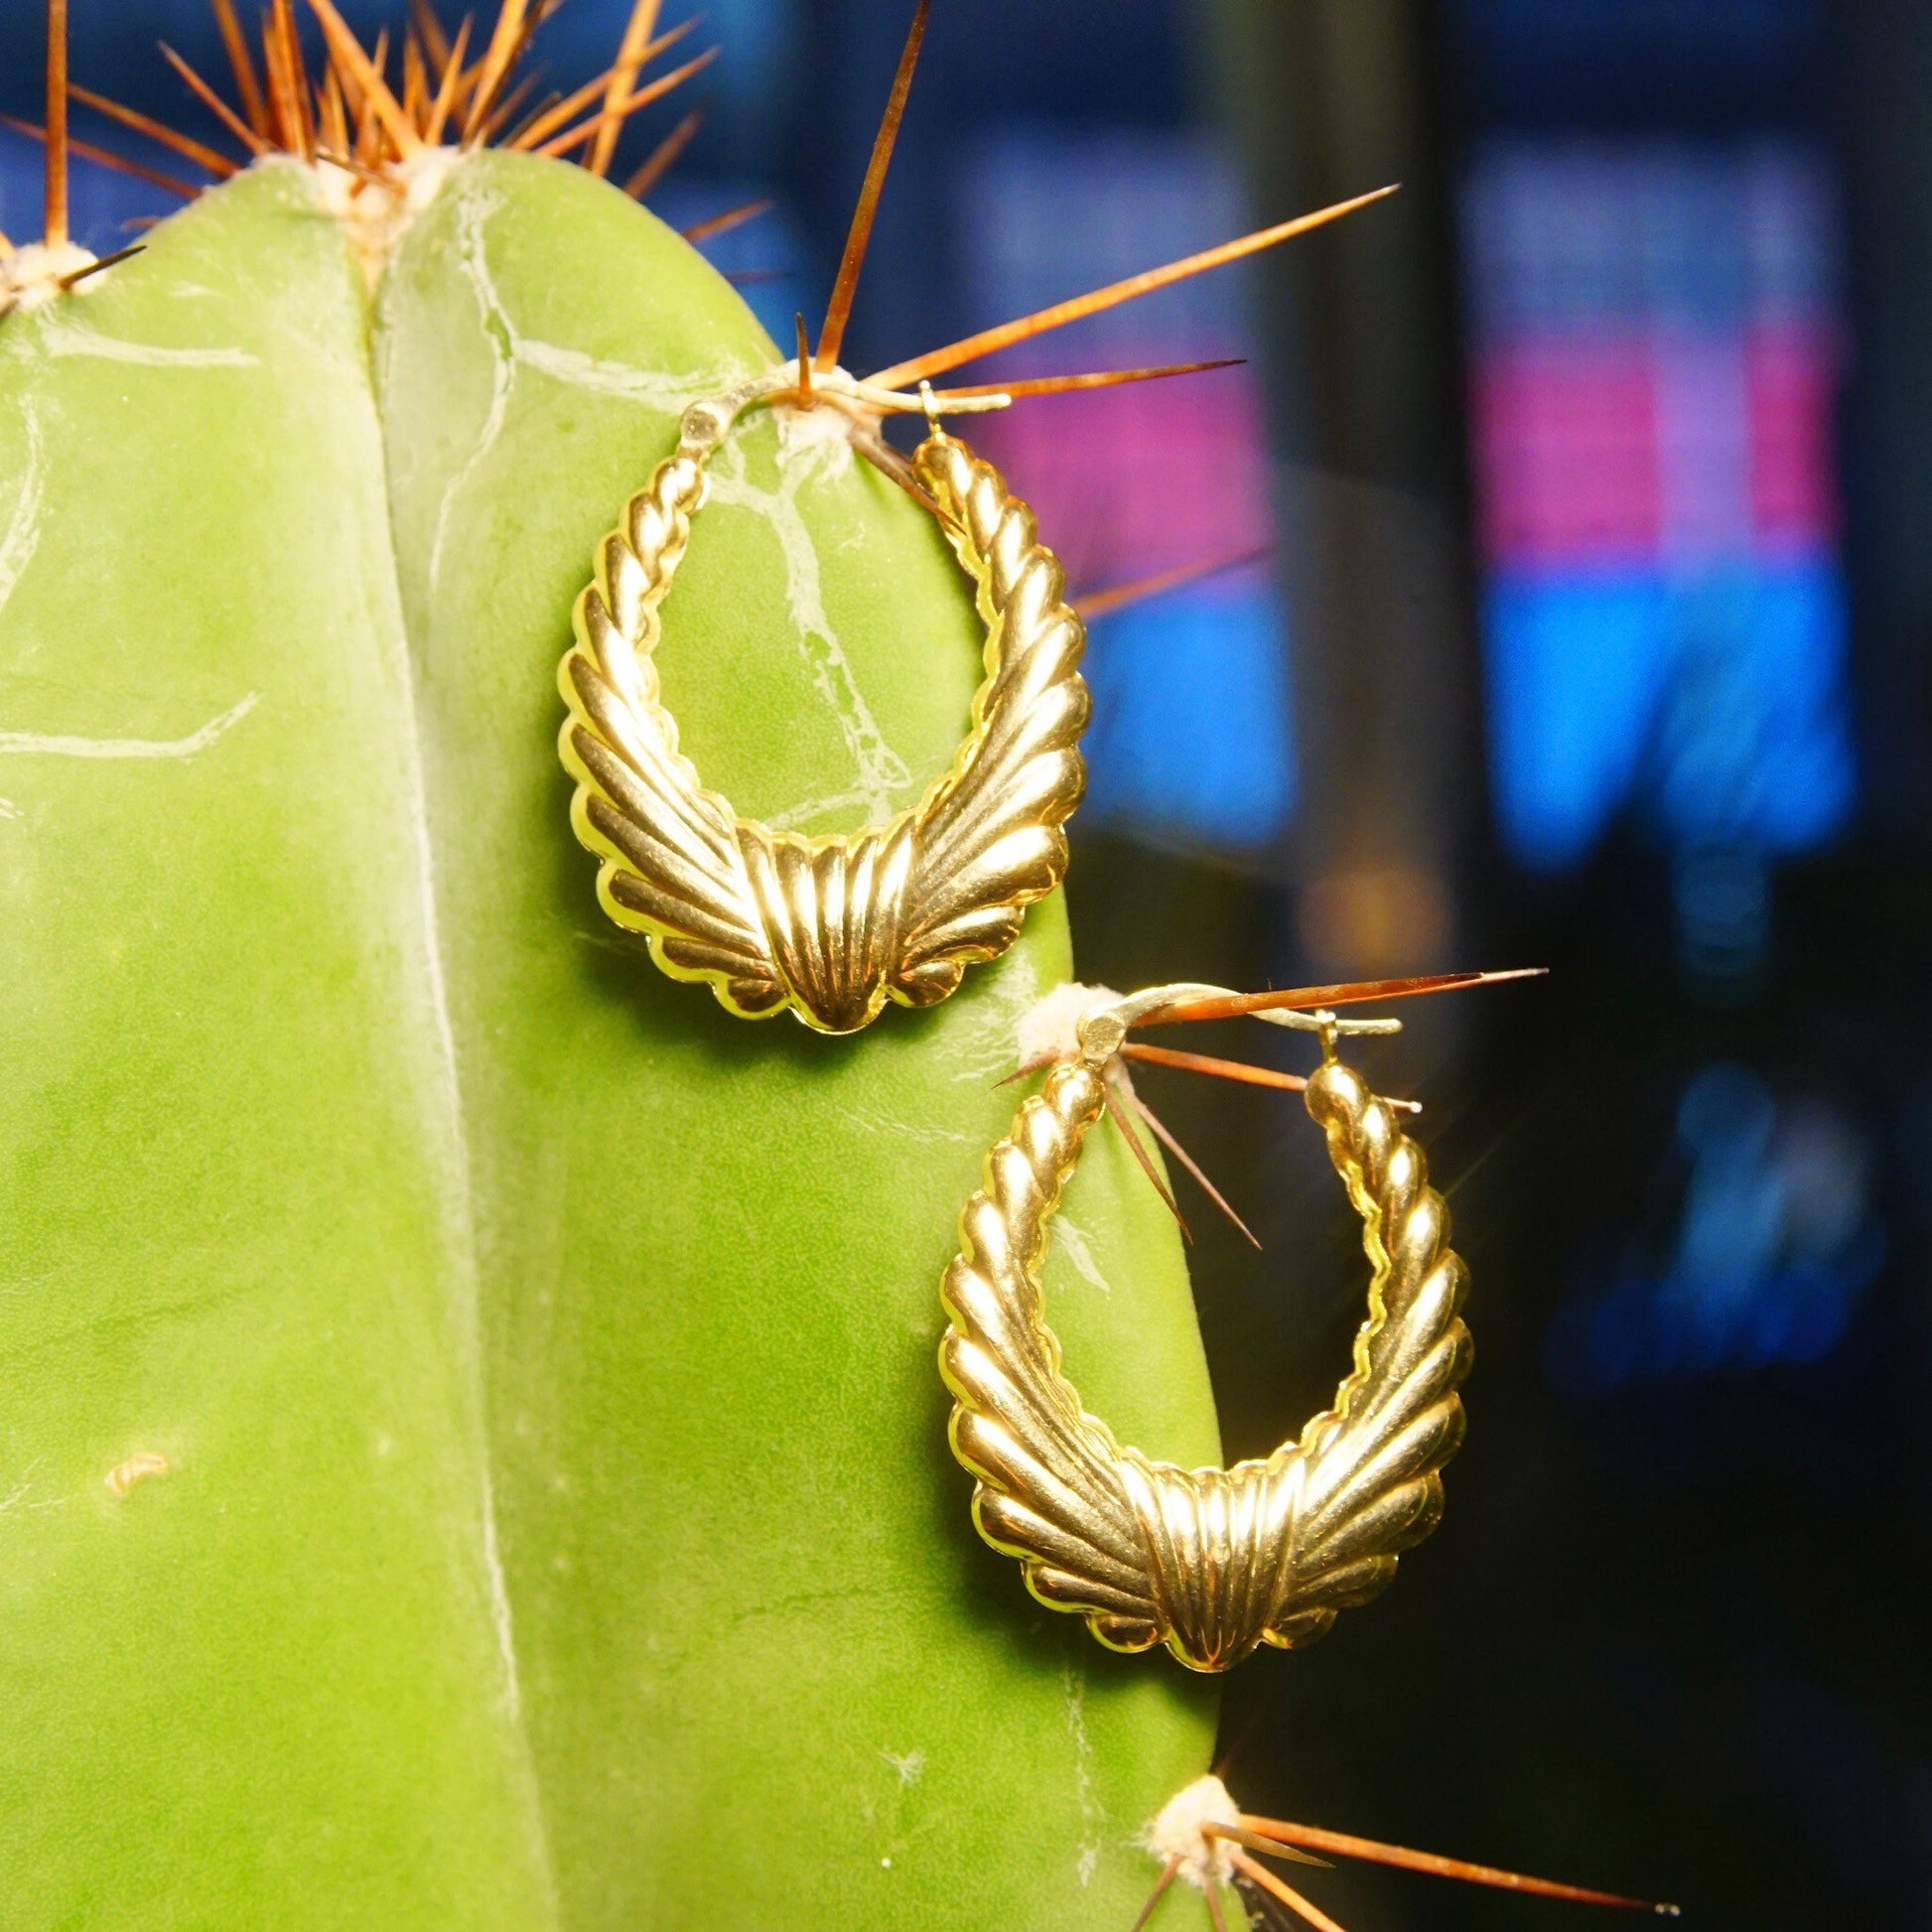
(557, 365, 1089, 1035)
(940, 983, 1474, 1673)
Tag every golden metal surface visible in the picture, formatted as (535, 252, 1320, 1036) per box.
(557, 370, 1089, 1034)
(940, 993, 1472, 1672)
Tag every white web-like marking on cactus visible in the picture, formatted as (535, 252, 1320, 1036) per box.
(516, 336, 723, 408)
(0, 404, 259, 810)
(763, 781, 892, 831)
(0, 1457, 64, 1522)
(431, 184, 518, 608)
(479, 1467, 522, 1720)
(7, 319, 256, 368)
(1051, 1216, 1114, 1296)
(1062, 1662, 1106, 1885)
(706, 433, 912, 827)
(0, 694, 257, 821)
(0, 691, 258, 761)
(433, 178, 742, 608)
(438, 179, 908, 831)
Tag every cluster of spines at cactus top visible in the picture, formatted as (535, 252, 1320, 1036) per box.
(1, 0, 1381, 642)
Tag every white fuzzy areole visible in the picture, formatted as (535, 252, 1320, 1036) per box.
(1145, 1774, 1243, 1888)
(309, 146, 461, 289)
(0, 240, 97, 318)
(1016, 980, 1122, 1072)
(774, 390, 864, 480)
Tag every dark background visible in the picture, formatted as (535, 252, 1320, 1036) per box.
(6, 2, 1930, 1925)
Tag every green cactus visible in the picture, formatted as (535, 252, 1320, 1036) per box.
(0, 11, 1224, 1927)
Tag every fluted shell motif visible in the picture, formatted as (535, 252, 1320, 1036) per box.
(557, 426, 1089, 1034)
(940, 1055, 1473, 1672)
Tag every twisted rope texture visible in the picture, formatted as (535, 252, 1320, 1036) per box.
(558, 429, 1088, 1033)
(940, 1056, 1472, 1671)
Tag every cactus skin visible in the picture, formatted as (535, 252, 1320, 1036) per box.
(0, 163, 552, 1929)
(1, 150, 1218, 1927)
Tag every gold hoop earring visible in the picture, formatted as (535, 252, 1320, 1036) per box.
(940, 986, 1472, 1672)
(558, 364, 1089, 1035)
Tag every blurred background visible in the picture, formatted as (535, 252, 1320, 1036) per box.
(5, 1, 1930, 1924)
